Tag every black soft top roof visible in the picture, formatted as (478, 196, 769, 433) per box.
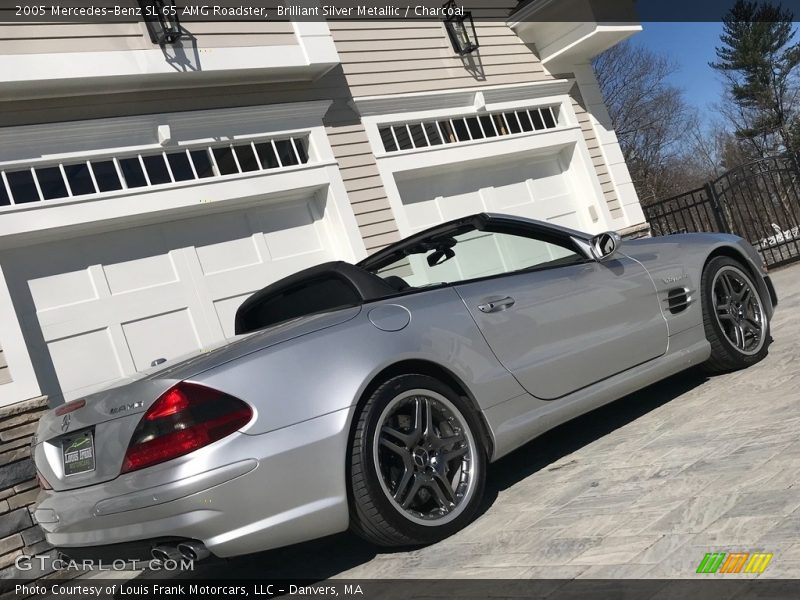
(234, 261, 397, 334)
(245, 261, 395, 304)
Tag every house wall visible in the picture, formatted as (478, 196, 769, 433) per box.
(567, 80, 622, 220)
(0, 18, 590, 251)
(0, 341, 10, 386)
(0, 20, 636, 250)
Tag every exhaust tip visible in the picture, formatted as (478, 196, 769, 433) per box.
(151, 546, 177, 562)
(176, 542, 210, 562)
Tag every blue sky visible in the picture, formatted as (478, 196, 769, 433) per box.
(632, 23, 727, 131)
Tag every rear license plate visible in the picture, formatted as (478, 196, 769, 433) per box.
(62, 430, 95, 476)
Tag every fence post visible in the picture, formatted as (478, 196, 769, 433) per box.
(704, 181, 730, 233)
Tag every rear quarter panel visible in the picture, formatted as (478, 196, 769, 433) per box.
(191, 286, 527, 436)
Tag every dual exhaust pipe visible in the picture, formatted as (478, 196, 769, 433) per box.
(151, 541, 210, 563)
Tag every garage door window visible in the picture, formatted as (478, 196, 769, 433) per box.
(379, 106, 560, 153)
(0, 135, 310, 207)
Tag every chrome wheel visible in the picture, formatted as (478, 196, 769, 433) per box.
(712, 266, 766, 356)
(373, 389, 479, 527)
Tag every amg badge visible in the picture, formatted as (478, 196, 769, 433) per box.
(110, 401, 143, 415)
(662, 273, 688, 284)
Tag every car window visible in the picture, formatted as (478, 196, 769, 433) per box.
(374, 228, 585, 288)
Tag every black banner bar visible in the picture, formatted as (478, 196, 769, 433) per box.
(2, 0, 798, 23)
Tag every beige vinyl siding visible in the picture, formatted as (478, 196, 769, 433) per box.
(0, 21, 150, 54)
(330, 15, 548, 98)
(179, 20, 296, 48)
(327, 123, 400, 250)
(568, 82, 622, 219)
(0, 342, 10, 385)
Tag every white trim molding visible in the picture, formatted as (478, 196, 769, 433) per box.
(0, 101, 334, 164)
(0, 8, 340, 101)
(569, 63, 645, 227)
(351, 80, 574, 118)
(0, 101, 365, 259)
(509, 0, 640, 71)
(0, 262, 41, 407)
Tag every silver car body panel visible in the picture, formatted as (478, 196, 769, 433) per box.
(33, 215, 776, 557)
(455, 256, 669, 400)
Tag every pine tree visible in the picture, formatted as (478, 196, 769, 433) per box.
(711, 0, 800, 155)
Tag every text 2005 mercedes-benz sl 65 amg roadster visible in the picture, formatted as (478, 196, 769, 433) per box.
(33, 213, 778, 562)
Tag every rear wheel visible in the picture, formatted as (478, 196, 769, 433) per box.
(701, 256, 770, 373)
(348, 374, 486, 547)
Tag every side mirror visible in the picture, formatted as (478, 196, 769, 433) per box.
(590, 231, 622, 261)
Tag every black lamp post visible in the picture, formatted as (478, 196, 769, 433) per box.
(139, 0, 184, 45)
(442, 0, 480, 56)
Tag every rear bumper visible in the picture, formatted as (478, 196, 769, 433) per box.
(56, 537, 190, 563)
(33, 408, 352, 558)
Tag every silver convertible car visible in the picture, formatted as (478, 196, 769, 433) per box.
(32, 213, 777, 562)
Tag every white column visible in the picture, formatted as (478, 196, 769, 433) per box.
(0, 262, 41, 407)
(571, 63, 646, 228)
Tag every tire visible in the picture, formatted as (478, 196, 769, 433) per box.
(348, 374, 487, 547)
(701, 256, 771, 374)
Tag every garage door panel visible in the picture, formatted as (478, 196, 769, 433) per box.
(483, 179, 530, 211)
(34, 282, 190, 340)
(122, 309, 202, 372)
(401, 197, 443, 234)
(255, 202, 328, 260)
(28, 269, 98, 312)
(438, 191, 487, 223)
(194, 236, 262, 276)
(7, 193, 344, 401)
(48, 328, 123, 396)
(213, 294, 252, 339)
(103, 253, 179, 295)
(395, 153, 585, 237)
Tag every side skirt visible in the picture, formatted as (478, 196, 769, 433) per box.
(483, 325, 711, 461)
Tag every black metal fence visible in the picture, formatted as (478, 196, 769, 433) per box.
(644, 155, 800, 268)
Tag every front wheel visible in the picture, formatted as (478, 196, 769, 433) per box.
(348, 374, 486, 547)
(701, 256, 770, 373)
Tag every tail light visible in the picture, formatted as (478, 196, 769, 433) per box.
(121, 382, 252, 474)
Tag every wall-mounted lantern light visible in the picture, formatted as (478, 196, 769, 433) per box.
(139, 0, 184, 45)
(442, 0, 480, 56)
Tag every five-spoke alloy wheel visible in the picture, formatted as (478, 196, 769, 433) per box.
(711, 265, 767, 355)
(349, 374, 486, 546)
(702, 256, 770, 372)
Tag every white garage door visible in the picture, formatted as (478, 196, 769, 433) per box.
(396, 153, 587, 234)
(3, 195, 339, 402)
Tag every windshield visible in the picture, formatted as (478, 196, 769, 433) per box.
(369, 225, 585, 289)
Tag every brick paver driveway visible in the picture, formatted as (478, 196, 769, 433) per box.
(151, 264, 800, 580)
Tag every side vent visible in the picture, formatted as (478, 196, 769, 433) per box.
(665, 287, 693, 314)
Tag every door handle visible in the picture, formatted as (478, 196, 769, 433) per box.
(478, 296, 516, 313)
